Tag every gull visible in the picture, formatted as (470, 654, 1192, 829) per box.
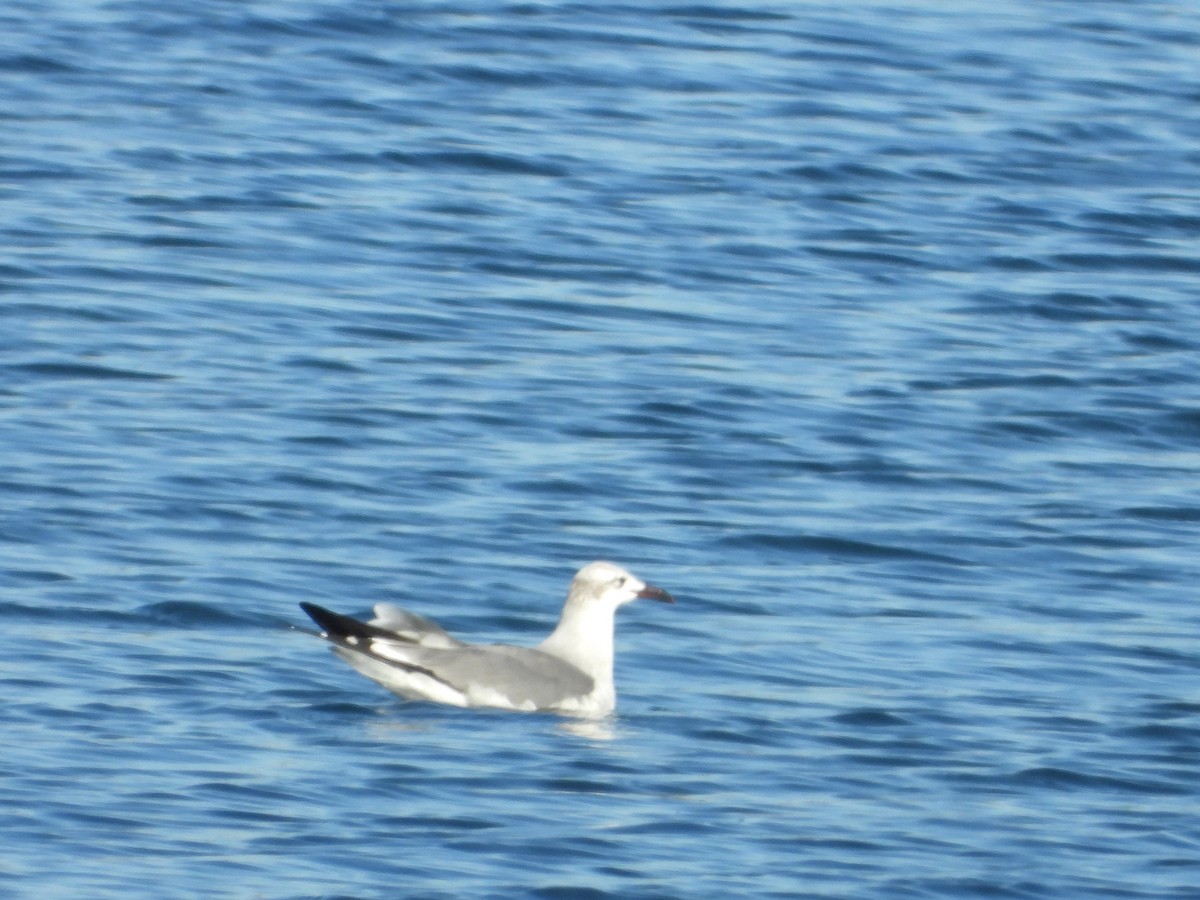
(299, 561, 674, 717)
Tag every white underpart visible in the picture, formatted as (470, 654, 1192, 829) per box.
(465, 684, 538, 712)
(335, 647, 469, 707)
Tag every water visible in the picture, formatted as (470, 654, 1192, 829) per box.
(2, 1, 1199, 896)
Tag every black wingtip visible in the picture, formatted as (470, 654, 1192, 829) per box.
(300, 602, 364, 638)
(299, 601, 331, 630)
(297, 602, 456, 691)
(299, 602, 403, 645)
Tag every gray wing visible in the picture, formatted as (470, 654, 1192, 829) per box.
(370, 603, 465, 649)
(404, 644, 594, 710)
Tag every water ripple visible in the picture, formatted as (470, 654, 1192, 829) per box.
(2, 0, 1199, 897)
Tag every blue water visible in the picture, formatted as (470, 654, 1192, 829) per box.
(3, 1, 1199, 896)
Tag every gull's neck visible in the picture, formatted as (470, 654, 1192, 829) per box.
(538, 599, 616, 688)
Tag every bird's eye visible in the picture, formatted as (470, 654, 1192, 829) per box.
(616, 577, 627, 587)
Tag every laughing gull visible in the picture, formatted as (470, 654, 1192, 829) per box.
(299, 561, 674, 716)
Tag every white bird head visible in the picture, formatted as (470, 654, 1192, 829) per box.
(568, 561, 675, 610)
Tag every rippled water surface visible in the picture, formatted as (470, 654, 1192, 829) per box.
(3, 1, 1199, 897)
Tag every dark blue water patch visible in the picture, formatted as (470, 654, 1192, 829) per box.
(1121, 505, 1200, 523)
(53, 263, 235, 287)
(300, 699, 384, 718)
(662, 4, 794, 24)
(131, 668, 223, 694)
(282, 355, 363, 374)
(1030, 409, 1146, 439)
(959, 289, 1168, 324)
(56, 809, 151, 832)
(1010, 767, 1187, 796)
(0, 265, 44, 287)
(1153, 407, 1200, 440)
(975, 197, 1059, 224)
(808, 245, 931, 269)
(135, 600, 253, 627)
(333, 323, 448, 343)
(607, 818, 722, 838)
(784, 161, 907, 183)
(1016, 111, 1120, 154)
(540, 777, 622, 794)
(234, 9, 357, 39)
(194, 779, 306, 805)
(1121, 331, 1198, 352)
(763, 835, 888, 860)
(127, 191, 320, 212)
(0, 600, 132, 626)
(1052, 253, 1200, 274)
(0, 53, 80, 74)
(1143, 701, 1200, 719)
(909, 165, 987, 184)
(909, 373, 1079, 393)
(477, 256, 659, 284)
(1118, 722, 1200, 756)
(690, 726, 774, 748)
(272, 471, 378, 495)
(125, 194, 209, 211)
(1035, 291, 1164, 323)
(5, 362, 173, 381)
(820, 447, 943, 483)
(985, 255, 1055, 272)
(380, 149, 570, 177)
(284, 434, 360, 449)
(833, 708, 912, 728)
(506, 476, 602, 498)
(720, 532, 971, 566)
(505, 296, 716, 329)
(1079, 641, 1200, 671)
(624, 398, 742, 428)
(374, 814, 499, 835)
(428, 60, 577, 90)
(1081, 210, 1200, 237)
(529, 888, 616, 900)
(870, 606, 956, 620)
(889, 877, 1053, 899)
(819, 727, 948, 760)
(1, 568, 74, 584)
(108, 232, 231, 249)
(211, 806, 310, 826)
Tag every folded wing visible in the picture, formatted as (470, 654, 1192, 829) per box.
(369, 602, 465, 648)
(300, 602, 594, 712)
